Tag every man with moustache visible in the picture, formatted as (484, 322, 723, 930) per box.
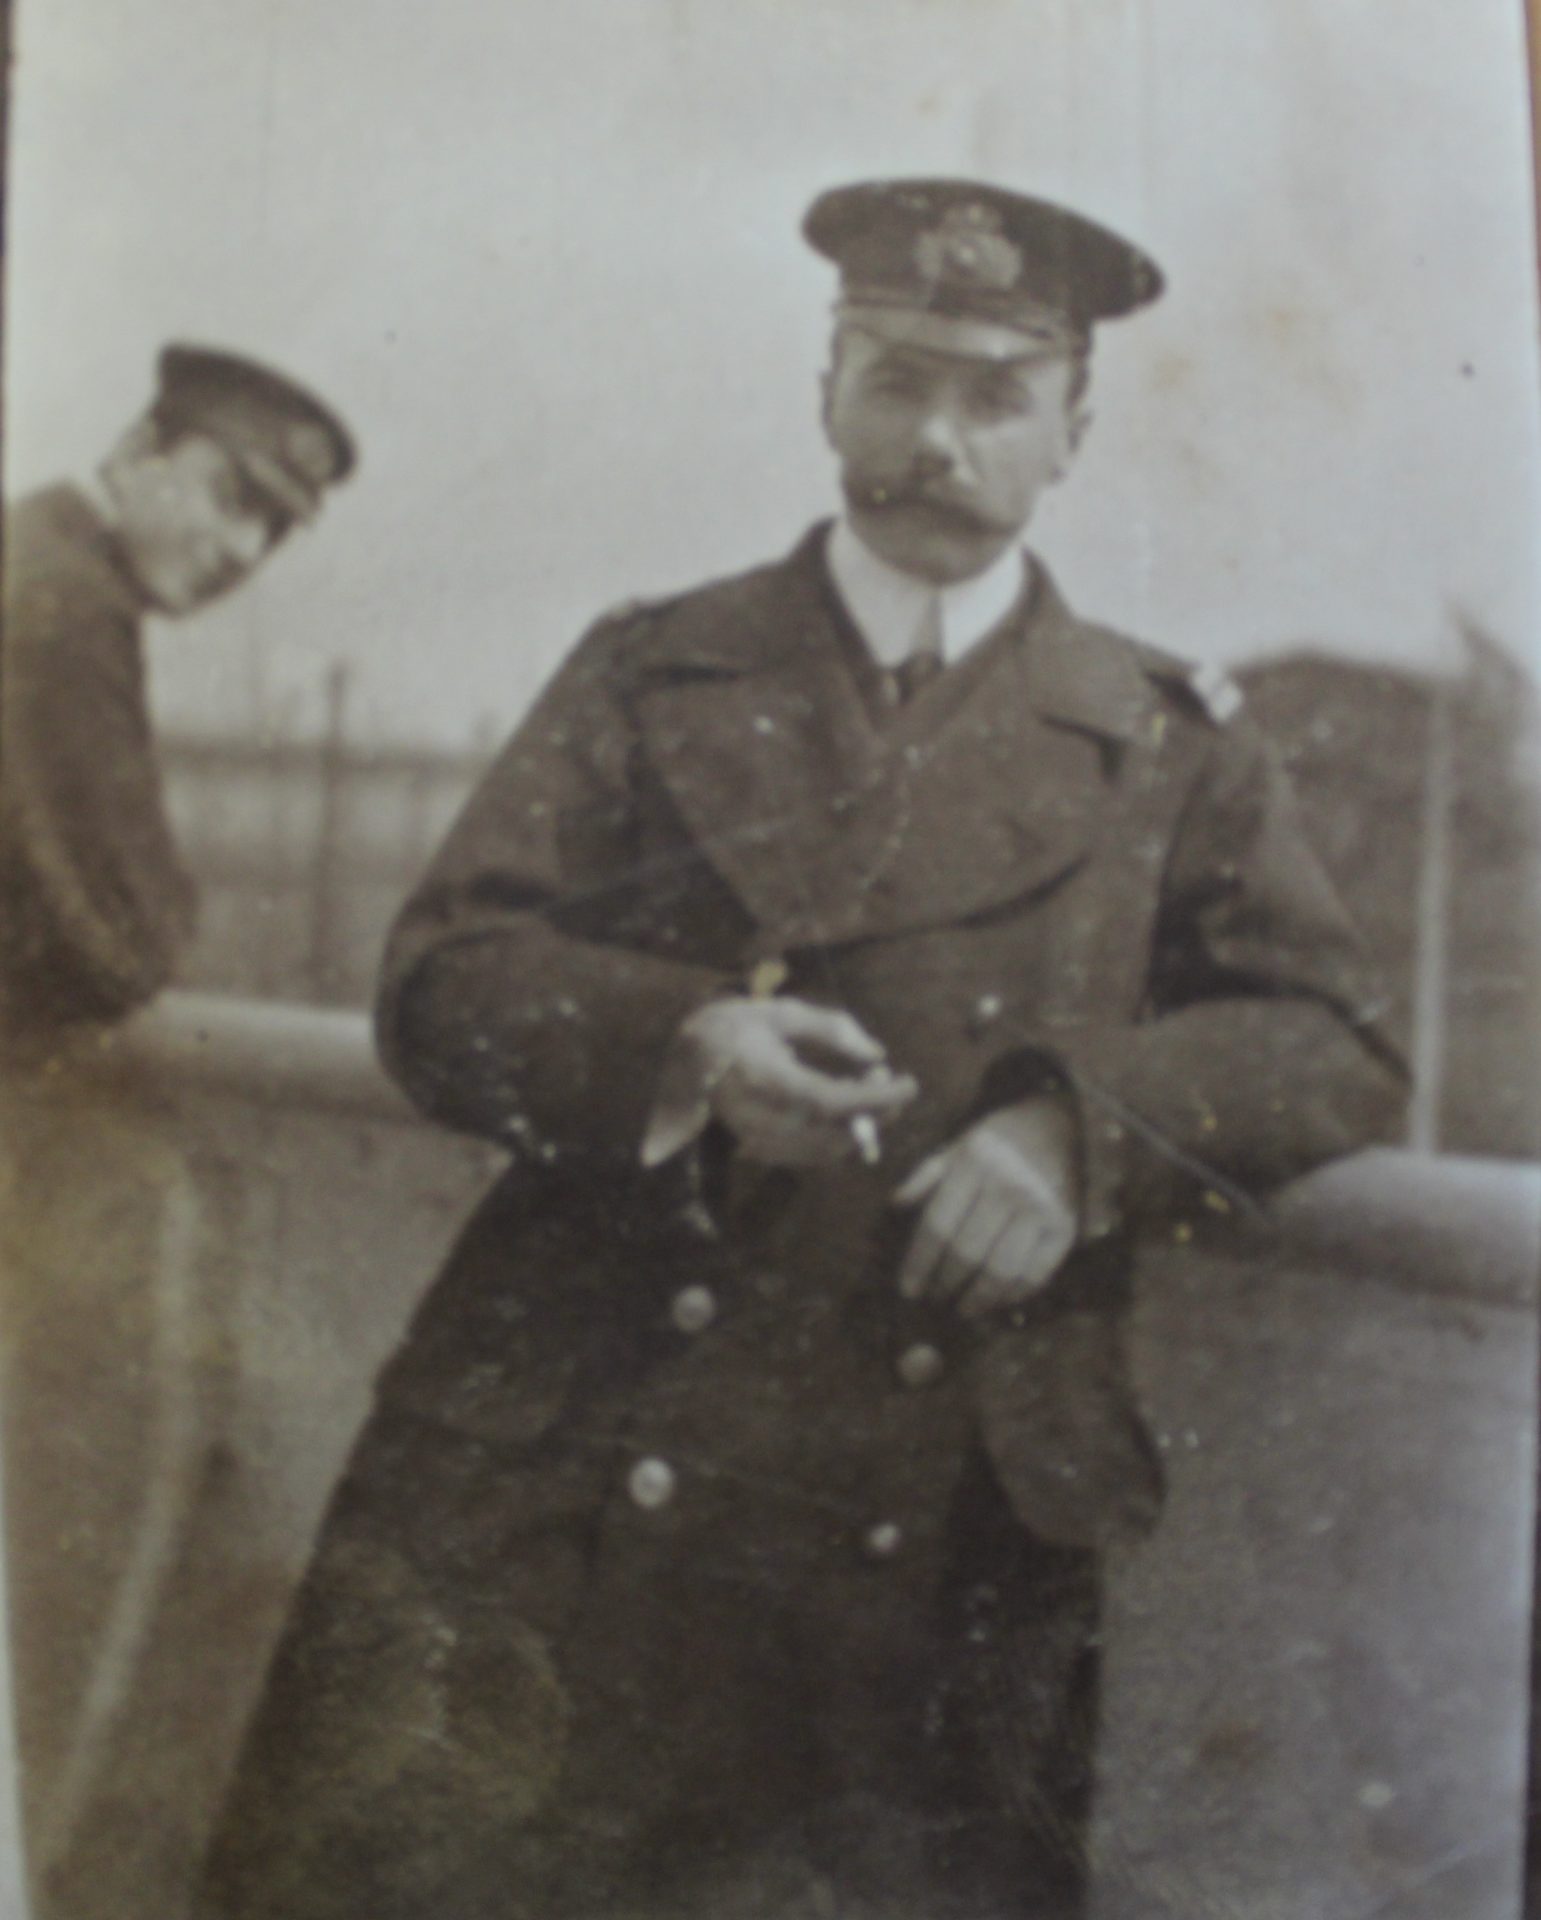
(201, 182, 1400, 1920)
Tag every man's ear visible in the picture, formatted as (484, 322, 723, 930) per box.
(820, 323, 851, 445)
(1050, 399, 1092, 485)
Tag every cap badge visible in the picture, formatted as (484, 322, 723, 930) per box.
(914, 204, 1023, 294)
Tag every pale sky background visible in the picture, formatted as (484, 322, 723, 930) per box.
(7, 0, 1541, 748)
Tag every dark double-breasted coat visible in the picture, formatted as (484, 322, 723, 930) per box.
(202, 526, 1402, 1920)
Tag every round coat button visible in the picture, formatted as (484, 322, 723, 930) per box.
(896, 1342, 945, 1390)
(973, 992, 1004, 1025)
(671, 1285, 718, 1335)
(628, 1457, 677, 1510)
(862, 1521, 904, 1561)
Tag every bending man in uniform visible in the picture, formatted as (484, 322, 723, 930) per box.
(0, 347, 354, 1918)
(202, 182, 1402, 1920)
(1, 343, 356, 1040)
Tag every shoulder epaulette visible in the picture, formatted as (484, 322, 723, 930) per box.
(1187, 661, 1245, 723)
(1134, 642, 1244, 725)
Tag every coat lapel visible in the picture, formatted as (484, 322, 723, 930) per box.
(631, 535, 886, 938)
(635, 531, 1156, 949)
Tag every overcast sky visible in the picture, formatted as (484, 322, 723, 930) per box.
(7, 0, 1541, 747)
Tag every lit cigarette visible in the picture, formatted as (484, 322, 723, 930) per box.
(850, 1114, 882, 1164)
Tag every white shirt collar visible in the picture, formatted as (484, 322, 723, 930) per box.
(824, 517, 1028, 670)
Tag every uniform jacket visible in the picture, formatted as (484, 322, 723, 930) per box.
(0, 487, 195, 1040)
(372, 524, 1402, 1548)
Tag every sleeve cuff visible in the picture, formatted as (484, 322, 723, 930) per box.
(638, 1010, 720, 1168)
(1064, 1078, 1130, 1242)
(972, 1047, 1127, 1243)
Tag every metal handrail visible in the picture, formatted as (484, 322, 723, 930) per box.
(106, 990, 1541, 1306)
(113, 989, 414, 1121)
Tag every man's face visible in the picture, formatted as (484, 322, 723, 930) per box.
(108, 431, 291, 615)
(821, 327, 1087, 584)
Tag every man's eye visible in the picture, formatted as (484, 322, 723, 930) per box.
(968, 383, 1032, 418)
(865, 372, 928, 401)
(225, 476, 284, 538)
(241, 487, 276, 528)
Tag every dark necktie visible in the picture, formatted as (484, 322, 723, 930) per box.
(893, 595, 945, 702)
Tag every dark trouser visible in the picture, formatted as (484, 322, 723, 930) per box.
(196, 1412, 1100, 1920)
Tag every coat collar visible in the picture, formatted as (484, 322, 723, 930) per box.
(637, 520, 1152, 745)
(16, 485, 149, 621)
(631, 526, 1157, 947)
(1018, 566, 1153, 743)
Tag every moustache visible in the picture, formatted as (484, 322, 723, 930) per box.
(846, 480, 1005, 536)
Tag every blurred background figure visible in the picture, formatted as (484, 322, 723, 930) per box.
(1, 343, 356, 1044)
(0, 345, 355, 1920)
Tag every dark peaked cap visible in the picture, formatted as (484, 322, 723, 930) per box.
(805, 178, 1164, 357)
(155, 344, 357, 523)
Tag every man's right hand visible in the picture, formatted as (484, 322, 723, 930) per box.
(683, 996, 917, 1167)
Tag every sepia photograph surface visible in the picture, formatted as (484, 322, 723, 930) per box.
(2, 2, 1541, 1917)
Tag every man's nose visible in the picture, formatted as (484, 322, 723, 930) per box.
(912, 405, 969, 477)
(222, 516, 274, 570)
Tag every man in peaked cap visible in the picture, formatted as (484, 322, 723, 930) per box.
(1, 344, 355, 1035)
(201, 184, 1400, 1920)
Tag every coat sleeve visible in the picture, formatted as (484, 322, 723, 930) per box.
(0, 585, 195, 1032)
(1040, 713, 1408, 1235)
(375, 622, 732, 1164)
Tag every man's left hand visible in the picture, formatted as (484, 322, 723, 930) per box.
(893, 1099, 1079, 1318)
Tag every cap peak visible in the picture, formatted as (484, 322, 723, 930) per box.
(154, 343, 355, 522)
(804, 177, 1164, 351)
